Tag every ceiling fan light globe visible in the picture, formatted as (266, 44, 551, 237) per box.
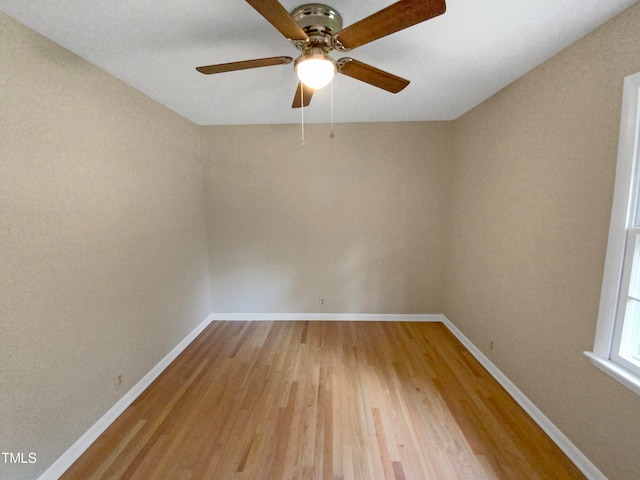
(296, 56, 336, 90)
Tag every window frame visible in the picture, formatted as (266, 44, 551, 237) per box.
(585, 72, 640, 396)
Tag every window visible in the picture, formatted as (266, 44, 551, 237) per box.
(611, 228, 640, 375)
(586, 72, 640, 395)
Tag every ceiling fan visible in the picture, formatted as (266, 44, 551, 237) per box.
(196, 0, 446, 108)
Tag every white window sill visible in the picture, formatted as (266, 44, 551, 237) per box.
(584, 351, 640, 396)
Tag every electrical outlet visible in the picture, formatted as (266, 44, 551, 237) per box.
(320, 297, 325, 307)
(114, 374, 123, 391)
(489, 340, 494, 350)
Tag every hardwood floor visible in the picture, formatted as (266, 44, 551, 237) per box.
(61, 321, 585, 479)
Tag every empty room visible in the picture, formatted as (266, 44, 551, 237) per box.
(2, 1, 640, 479)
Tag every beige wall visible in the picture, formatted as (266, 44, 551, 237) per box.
(443, 4, 640, 479)
(200, 122, 451, 314)
(0, 13, 211, 480)
(4, 3, 640, 479)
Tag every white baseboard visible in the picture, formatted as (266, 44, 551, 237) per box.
(440, 316, 606, 480)
(37, 313, 216, 480)
(39, 312, 604, 480)
(208, 313, 445, 322)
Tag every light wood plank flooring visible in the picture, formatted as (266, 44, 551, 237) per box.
(61, 321, 585, 479)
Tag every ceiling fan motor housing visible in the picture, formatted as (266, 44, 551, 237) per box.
(290, 3, 342, 52)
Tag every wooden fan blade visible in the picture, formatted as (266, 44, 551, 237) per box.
(333, 0, 446, 50)
(196, 56, 292, 74)
(245, 0, 309, 41)
(337, 58, 409, 93)
(292, 82, 314, 108)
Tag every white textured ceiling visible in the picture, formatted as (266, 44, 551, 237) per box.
(1, 0, 636, 125)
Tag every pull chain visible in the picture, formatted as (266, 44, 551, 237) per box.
(300, 85, 305, 148)
(330, 78, 335, 139)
